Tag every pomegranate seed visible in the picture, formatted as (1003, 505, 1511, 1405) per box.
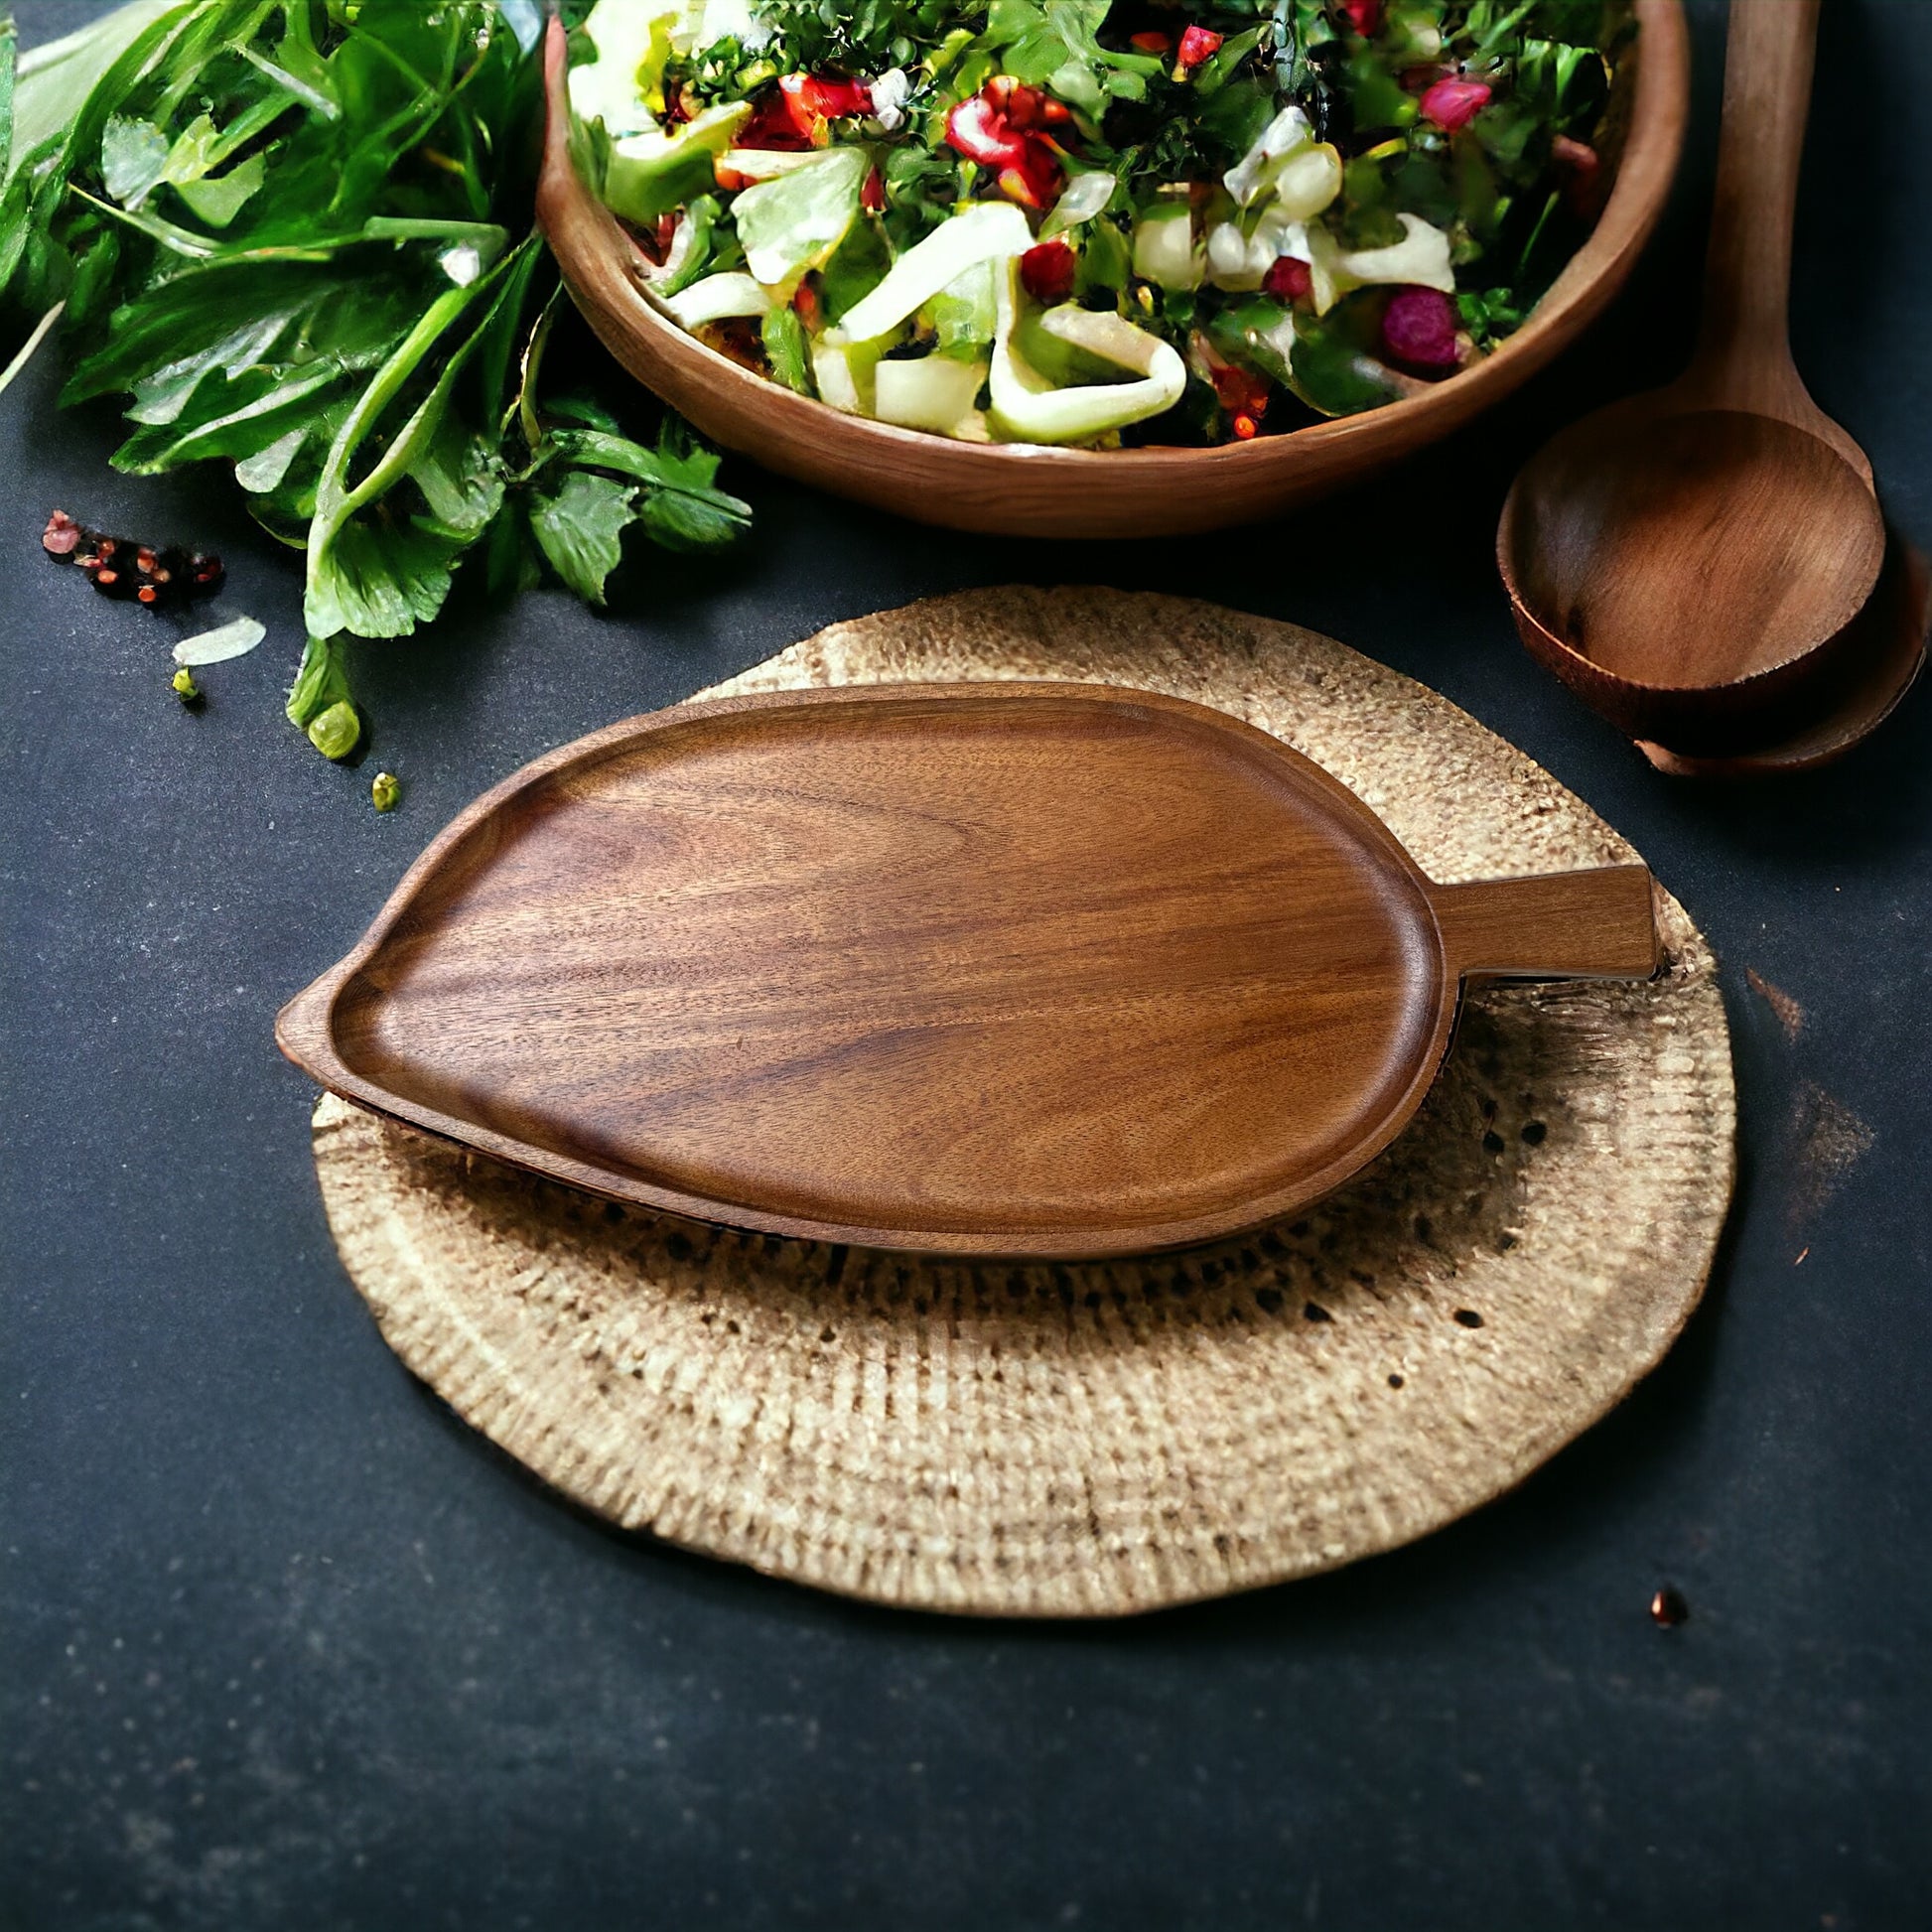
(1232, 414, 1258, 440)
(1263, 256, 1312, 302)
(1020, 239, 1077, 305)
(41, 510, 80, 555)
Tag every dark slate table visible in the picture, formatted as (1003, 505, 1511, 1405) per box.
(5, 4, 1928, 1927)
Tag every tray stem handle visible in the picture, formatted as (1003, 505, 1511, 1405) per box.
(1431, 866, 1659, 982)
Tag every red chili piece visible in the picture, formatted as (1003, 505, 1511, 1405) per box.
(945, 82, 1065, 208)
(743, 71, 873, 149)
(862, 165, 887, 213)
(1420, 75, 1492, 131)
(1209, 362, 1270, 426)
(1380, 286, 1460, 369)
(1177, 27, 1223, 70)
(1129, 30, 1172, 55)
(1019, 239, 1077, 305)
(1339, 0, 1382, 35)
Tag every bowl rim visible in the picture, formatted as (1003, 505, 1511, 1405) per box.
(538, 0, 1689, 476)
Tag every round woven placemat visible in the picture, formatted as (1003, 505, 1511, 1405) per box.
(311, 588, 1734, 1617)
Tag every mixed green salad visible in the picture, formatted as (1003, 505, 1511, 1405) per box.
(569, 0, 1633, 447)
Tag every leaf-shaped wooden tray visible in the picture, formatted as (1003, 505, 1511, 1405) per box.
(277, 683, 1658, 1257)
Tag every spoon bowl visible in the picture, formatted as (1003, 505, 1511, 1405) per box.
(1500, 396, 1887, 751)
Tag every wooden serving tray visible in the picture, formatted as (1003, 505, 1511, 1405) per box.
(278, 683, 1658, 1257)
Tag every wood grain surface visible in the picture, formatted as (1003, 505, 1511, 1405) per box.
(534, 5, 1689, 539)
(303, 587, 1735, 1616)
(1498, 0, 1890, 757)
(277, 684, 1657, 1258)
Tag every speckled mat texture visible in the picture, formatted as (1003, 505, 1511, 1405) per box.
(310, 588, 1736, 1617)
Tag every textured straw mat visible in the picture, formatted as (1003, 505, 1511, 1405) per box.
(311, 588, 1735, 1617)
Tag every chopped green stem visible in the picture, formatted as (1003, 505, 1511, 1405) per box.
(516, 286, 559, 457)
(235, 45, 337, 119)
(1514, 187, 1560, 280)
(317, 272, 497, 515)
(69, 183, 337, 260)
(0, 299, 64, 401)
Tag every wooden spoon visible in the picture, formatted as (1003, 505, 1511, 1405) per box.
(1498, 0, 1888, 759)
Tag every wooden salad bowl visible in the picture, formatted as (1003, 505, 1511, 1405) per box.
(277, 683, 1659, 1259)
(534, 4, 1690, 539)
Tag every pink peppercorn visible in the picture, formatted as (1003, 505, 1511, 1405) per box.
(1380, 287, 1460, 369)
(1420, 75, 1492, 131)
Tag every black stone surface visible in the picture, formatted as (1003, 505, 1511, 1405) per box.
(3, 5, 1928, 1928)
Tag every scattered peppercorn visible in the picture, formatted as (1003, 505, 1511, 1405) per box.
(1650, 1587, 1689, 1627)
(43, 510, 222, 606)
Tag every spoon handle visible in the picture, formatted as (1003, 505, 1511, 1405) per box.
(1690, 0, 1820, 408)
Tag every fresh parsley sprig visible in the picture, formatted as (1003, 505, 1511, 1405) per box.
(1, 0, 751, 763)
